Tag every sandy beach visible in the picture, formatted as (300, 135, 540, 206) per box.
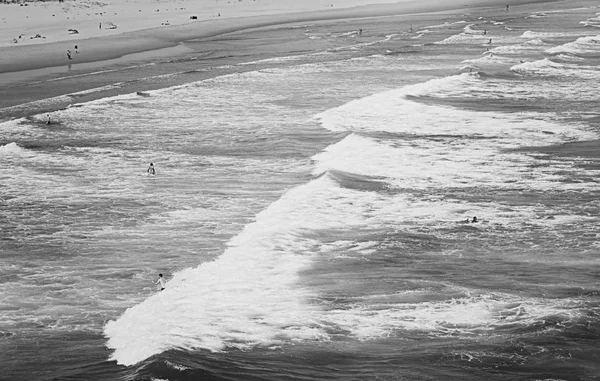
(1, 0, 558, 73)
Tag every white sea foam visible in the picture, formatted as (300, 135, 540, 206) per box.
(527, 12, 549, 19)
(105, 173, 387, 365)
(520, 30, 593, 40)
(492, 36, 550, 52)
(391, 69, 596, 102)
(102, 48, 600, 368)
(326, 293, 590, 340)
(555, 53, 585, 62)
(433, 23, 493, 45)
(524, 38, 546, 46)
(312, 133, 591, 193)
(436, 33, 488, 45)
(0, 142, 24, 155)
(580, 13, 600, 28)
(104, 164, 592, 365)
(462, 53, 516, 66)
(512, 58, 600, 79)
(512, 57, 564, 71)
(426, 20, 467, 29)
(463, 24, 479, 34)
(546, 34, 600, 55)
(316, 74, 590, 138)
(313, 75, 596, 191)
(238, 54, 307, 65)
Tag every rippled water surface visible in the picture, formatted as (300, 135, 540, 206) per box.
(1, 3, 600, 380)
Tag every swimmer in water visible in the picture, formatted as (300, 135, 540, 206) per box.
(155, 273, 166, 290)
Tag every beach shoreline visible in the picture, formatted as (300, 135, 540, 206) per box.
(0, 0, 570, 123)
(0, 0, 560, 74)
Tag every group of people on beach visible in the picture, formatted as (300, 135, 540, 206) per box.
(66, 45, 78, 60)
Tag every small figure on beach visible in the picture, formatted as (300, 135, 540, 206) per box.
(147, 162, 156, 175)
(155, 273, 166, 291)
(482, 29, 487, 35)
(506, 5, 509, 11)
(46, 114, 51, 125)
(66, 49, 72, 60)
(74, 45, 78, 53)
(358, 28, 362, 35)
(488, 38, 492, 44)
(99, 22, 102, 30)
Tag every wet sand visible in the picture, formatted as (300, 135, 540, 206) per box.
(0, 0, 561, 121)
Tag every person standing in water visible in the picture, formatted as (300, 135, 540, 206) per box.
(155, 273, 166, 290)
(147, 162, 156, 175)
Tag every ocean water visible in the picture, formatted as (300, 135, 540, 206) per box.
(2, 3, 600, 380)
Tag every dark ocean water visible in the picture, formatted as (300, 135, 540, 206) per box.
(1, 2, 600, 380)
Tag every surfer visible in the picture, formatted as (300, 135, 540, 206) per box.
(147, 162, 156, 175)
(472, 216, 478, 223)
(46, 114, 51, 125)
(155, 273, 166, 291)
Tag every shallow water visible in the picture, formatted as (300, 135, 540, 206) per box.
(1, 3, 600, 380)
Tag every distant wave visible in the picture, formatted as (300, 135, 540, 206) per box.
(546, 34, 600, 55)
(0, 142, 24, 155)
(313, 74, 596, 191)
(511, 58, 600, 79)
(580, 13, 600, 28)
(527, 12, 549, 19)
(520, 30, 580, 39)
(435, 24, 490, 45)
